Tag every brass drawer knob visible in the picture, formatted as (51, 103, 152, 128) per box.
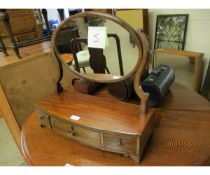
(70, 131, 76, 136)
(117, 138, 123, 146)
(70, 126, 75, 136)
(40, 124, 46, 128)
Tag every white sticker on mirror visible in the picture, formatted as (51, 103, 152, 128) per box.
(70, 115, 80, 121)
(88, 27, 107, 49)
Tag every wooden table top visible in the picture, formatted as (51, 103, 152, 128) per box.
(0, 42, 50, 69)
(21, 82, 210, 166)
(154, 48, 204, 58)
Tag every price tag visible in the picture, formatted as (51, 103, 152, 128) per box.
(64, 163, 74, 166)
(88, 26, 107, 49)
(70, 115, 80, 121)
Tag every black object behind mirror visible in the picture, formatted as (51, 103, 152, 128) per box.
(142, 64, 175, 107)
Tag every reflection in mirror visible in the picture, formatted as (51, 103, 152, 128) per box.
(55, 16, 139, 80)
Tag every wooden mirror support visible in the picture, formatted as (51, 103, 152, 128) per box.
(35, 12, 154, 163)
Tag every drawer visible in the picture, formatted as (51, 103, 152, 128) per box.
(51, 117, 72, 132)
(35, 110, 51, 129)
(51, 118, 100, 147)
(103, 133, 137, 154)
(70, 126, 100, 147)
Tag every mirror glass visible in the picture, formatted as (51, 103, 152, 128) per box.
(54, 14, 140, 82)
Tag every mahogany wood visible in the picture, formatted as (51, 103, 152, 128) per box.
(34, 87, 155, 162)
(72, 78, 102, 94)
(35, 91, 154, 135)
(51, 12, 144, 84)
(107, 76, 134, 101)
(21, 82, 210, 166)
(51, 12, 149, 116)
(20, 12, 210, 166)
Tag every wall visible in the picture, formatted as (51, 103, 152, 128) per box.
(46, 9, 83, 21)
(116, 10, 144, 30)
(148, 9, 210, 86)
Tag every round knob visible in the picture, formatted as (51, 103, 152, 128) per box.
(70, 126, 75, 136)
(117, 138, 123, 146)
(70, 131, 76, 136)
(40, 124, 46, 128)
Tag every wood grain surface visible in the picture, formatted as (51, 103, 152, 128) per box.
(0, 41, 76, 149)
(21, 109, 210, 166)
(21, 82, 210, 166)
(35, 89, 154, 135)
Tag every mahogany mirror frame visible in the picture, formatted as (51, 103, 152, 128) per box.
(51, 11, 149, 115)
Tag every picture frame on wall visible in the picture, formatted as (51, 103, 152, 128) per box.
(154, 14, 189, 50)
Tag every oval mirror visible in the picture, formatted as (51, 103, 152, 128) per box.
(51, 12, 143, 83)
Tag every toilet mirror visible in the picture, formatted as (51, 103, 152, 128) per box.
(51, 12, 143, 83)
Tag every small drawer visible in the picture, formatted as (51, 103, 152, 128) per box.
(51, 117, 72, 132)
(35, 110, 51, 129)
(103, 133, 137, 154)
(70, 126, 100, 147)
(51, 118, 100, 147)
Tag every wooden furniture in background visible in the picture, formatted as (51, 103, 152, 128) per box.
(0, 9, 51, 58)
(21, 82, 210, 165)
(115, 9, 149, 35)
(0, 9, 38, 43)
(154, 48, 204, 92)
(0, 34, 8, 56)
(0, 42, 76, 148)
(0, 10, 21, 58)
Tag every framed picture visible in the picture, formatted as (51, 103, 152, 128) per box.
(154, 14, 189, 50)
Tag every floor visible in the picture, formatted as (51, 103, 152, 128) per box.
(0, 117, 27, 166)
